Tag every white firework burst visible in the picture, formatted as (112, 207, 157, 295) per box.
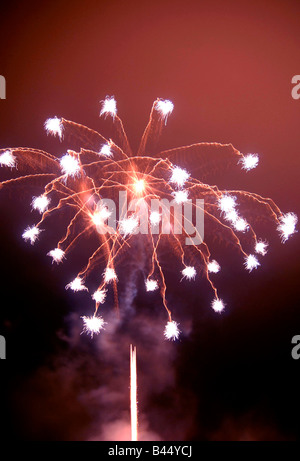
(240, 153, 259, 171)
(100, 96, 117, 118)
(207, 260, 221, 273)
(47, 248, 65, 264)
(164, 320, 180, 341)
(92, 289, 107, 304)
(170, 166, 190, 188)
(0, 150, 16, 168)
(244, 254, 260, 272)
(22, 226, 41, 245)
(44, 117, 63, 139)
(277, 212, 298, 243)
(81, 315, 106, 337)
(211, 298, 225, 313)
(66, 277, 88, 292)
(182, 266, 196, 280)
(32, 194, 50, 213)
(145, 279, 159, 292)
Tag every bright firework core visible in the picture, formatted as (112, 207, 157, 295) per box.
(91, 207, 112, 227)
(0, 96, 298, 341)
(182, 266, 196, 280)
(146, 279, 159, 292)
(81, 315, 106, 337)
(99, 142, 113, 157)
(170, 166, 190, 188)
(47, 248, 65, 264)
(0, 150, 16, 168)
(44, 117, 63, 139)
(100, 96, 117, 118)
(212, 298, 225, 313)
(32, 194, 50, 213)
(208, 260, 221, 274)
(133, 179, 146, 194)
(66, 277, 88, 292)
(22, 226, 41, 245)
(60, 153, 81, 177)
(164, 321, 180, 341)
(92, 289, 107, 305)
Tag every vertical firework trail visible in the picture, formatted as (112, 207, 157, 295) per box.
(130, 344, 138, 441)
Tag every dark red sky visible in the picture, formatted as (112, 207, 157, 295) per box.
(0, 0, 300, 441)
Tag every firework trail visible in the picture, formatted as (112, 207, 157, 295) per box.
(130, 344, 138, 441)
(0, 96, 297, 339)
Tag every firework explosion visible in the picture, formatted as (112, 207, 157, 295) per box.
(0, 97, 297, 340)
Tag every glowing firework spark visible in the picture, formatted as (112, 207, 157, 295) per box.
(170, 166, 190, 188)
(218, 194, 237, 213)
(91, 207, 112, 227)
(0, 96, 297, 340)
(277, 212, 298, 243)
(81, 315, 106, 338)
(155, 99, 174, 123)
(22, 226, 41, 245)
(149, 211, 161, 226)
(119, 216, 139, 237)
(234, 217, 249, 232)
(32, 194, 50, 213)
(133, 179, 145, 194)
(130, 344, 138, 442)
(145, 279, 159, 292)
(255, 240, 268, 256)
(211, 298, 225, 313)
(99, 142, 113, 157)
(66, 277, 88, 292)
(103, 267, 118, 284)
(182, 266, 196, 280)
(47, 247, 65, 264)
(60, 153, 81, 177)
(0, 150, 16, 168)
(164, 320, 180, 341)
(44, 117, 63, 140)
(239, 153, 259, 171)
(173, 189, 189, 204)
(207, 260, 221, 274)
(92, 288, 107, 304)
(100, 96, 117, 118)
(244, 254, 260, 272)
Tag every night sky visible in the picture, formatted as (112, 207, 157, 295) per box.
(0, 0, 300, 441)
